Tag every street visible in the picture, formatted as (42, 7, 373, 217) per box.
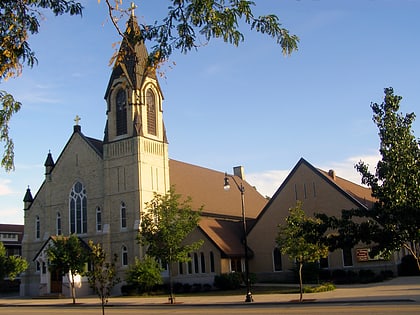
(0, 302, 419, 315)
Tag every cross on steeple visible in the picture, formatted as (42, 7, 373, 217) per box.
(129, 2, 137, 17)
(74, 115, 81, 126)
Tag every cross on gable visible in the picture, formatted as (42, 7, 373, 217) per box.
(74, 115, 81, 126)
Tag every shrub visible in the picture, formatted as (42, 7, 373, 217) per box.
(125, 256, 163, 294)
(398, 255, 420, 276)
(303, 282, 335, 293)
(214, 272, 242, 290)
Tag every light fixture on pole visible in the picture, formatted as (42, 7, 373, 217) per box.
(223, 172, 253, 303)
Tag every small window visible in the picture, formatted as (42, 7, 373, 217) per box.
(96, 207, 102, 232)
(116, 89, 127, 136)
(273, 247, 282, 272)
(122, 245, 128, 266)
(210, 251, 215, 273)
(320, 256, 329, 269)
(343, 248, 353, 267)
(200, 252, 206, 273)
(187, 254, 192, 274)
(146, 89, 157, 135)
(194, 253, 199, 273)
(56, 212, 62, 235)
(35, 216, 40, 239)
(179, 262, 184, 275)
(120, 202, 127, 229)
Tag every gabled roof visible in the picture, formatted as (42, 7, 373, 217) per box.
(318, 168, 375, 209)
(33, 235, 90, 262)
(251, 158, 376, 231)
(169, 159, 268, 219)
(198, 217, 252, 257)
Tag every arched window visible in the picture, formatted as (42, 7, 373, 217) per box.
(96, 207, 102, 232)
(200, 252, 206, 273)
(273, 247, 282, 271)
(146, 89, 156, 135)
(210, 251, 215, 273)
(69, 181, 87, 234)
(122, 245, 128, 266)
(187, 253, 192, 274)
(56, 212, 62, 235)
(120, 202, 127, 229)
(35, 216, 40, 239)
(194, 253, 199, 273)
(116, 89, 127, 135)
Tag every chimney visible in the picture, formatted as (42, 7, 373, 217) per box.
(328, 169, 336, 181)
(233, 166, 245, 180)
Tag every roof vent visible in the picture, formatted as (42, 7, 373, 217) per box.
(328, 169, 336, 180)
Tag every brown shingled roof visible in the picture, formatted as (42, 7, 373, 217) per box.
(169, 159, 268, 219)
(198, 217, 246, 257)
(318, 169, 376, 209)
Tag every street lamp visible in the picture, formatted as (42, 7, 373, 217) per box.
(224, 172, 253, 303)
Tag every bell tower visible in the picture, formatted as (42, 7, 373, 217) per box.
(102, 10, 170, 256)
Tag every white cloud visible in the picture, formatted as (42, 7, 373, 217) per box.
(247, 154, 381, 198)
(0, 179, 14, 196)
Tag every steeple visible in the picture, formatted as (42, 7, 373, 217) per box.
(44, 151, 55, 180)
(103, 9, 166, 143)
(23, 186, 33, 210)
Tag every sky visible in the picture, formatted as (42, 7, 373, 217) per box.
(1, 0, 420, 224)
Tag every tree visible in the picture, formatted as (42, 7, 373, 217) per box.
(46, 234, 89, 304)
(86, 241, 120, 315)
(276, 202, 329, 302)
(138, 187, 203, 304)
(325, 88, 420, 270)
(0, 1, 298, 171)
(0, 0, 83, 171)
(125, 256, 163, 294)
(0, 241, 28, 280)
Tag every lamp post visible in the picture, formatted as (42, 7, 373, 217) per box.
(224, 173, 253, 302)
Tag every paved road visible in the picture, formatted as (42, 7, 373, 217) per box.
(0, 276, 418, 314)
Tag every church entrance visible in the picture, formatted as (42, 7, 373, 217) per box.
(50, 268, 62, 294)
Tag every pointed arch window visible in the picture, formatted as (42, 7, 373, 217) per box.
(116, 89, 127, 135)
(273, 247, 282, 271)
(210, 251, 215, 273)
(120, 202, 127, 229)
(56, 212, 62, 235)
(69, 181, 87, 234)
(146, 89, 157, 135)
(122, 245, 128, 266)
(96, 207, 102, 232)
(35, 216, 40, 239)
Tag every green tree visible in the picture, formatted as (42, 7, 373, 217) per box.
(0, 241, 28, 280)
(138, 187, 203, 304)
(1, 1, 298, 171)
(276, 202, 329, 302)
(86, 241, 120, 315)
(126, 256, 163, 294)
(46, 234, 89, 304)
(0, 0, 83, 171)
(324, 88, 420, 270)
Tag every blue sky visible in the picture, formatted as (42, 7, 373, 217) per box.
(1, 0, 419, 224)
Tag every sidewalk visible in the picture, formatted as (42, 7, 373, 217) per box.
(0, 276, 419, 307)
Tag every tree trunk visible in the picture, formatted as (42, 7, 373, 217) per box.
(168, 263, 175, 304)
(69, 273, 76, 304)
(298, 262, 303, 302)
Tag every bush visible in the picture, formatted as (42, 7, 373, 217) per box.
(398, 255, 420, 276)
(303, 282, 335, 293)
(214, 272, 242, 290)
(358, 269, 375, 283)
(125, 256, 163, 294)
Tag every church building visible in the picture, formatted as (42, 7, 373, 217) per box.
(20, 12, 403, 298)
(20, 12, 267, 297)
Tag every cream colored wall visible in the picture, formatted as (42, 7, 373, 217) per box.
(21, 133, 105, 296)
(247, 161, 396, 281)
